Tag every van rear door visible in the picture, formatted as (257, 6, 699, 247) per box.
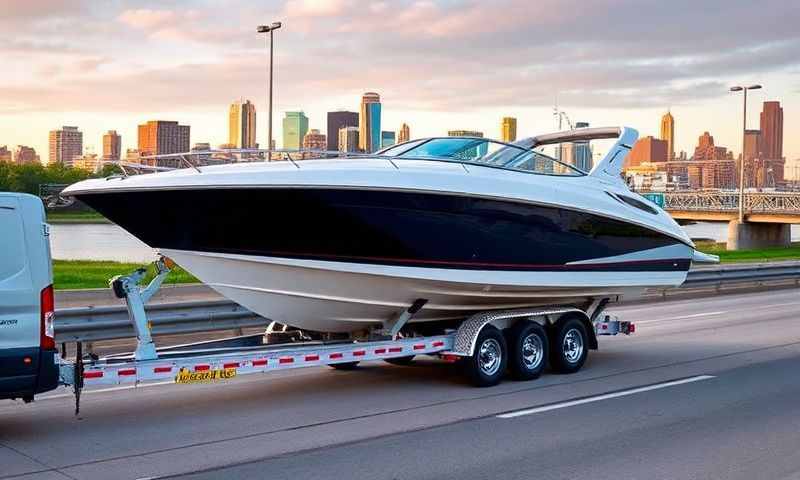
(0, 193, 58, 401)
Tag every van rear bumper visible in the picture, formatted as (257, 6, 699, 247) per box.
(0, 347, 60, 400)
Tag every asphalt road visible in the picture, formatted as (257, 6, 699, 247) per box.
(2, 288, 799, 480)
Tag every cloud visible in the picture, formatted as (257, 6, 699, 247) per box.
(118, 9, 179, 30)
(2, 0, 799, 116)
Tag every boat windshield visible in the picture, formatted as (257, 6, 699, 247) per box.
(379, 137, 585, 176)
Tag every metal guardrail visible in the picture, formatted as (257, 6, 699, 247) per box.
(55, 299, 267, 343)
(680, 263, 800, 288)
(54, 263, 800, 343)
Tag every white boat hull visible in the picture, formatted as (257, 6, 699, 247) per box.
(161, 249, 688, 333)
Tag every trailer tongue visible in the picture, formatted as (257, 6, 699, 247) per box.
(54, 257, 634, 414)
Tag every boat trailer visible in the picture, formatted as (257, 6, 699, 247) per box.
(56, 257, 635, 414)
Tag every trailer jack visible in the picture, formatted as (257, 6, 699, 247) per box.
(110, 256, 174, 361)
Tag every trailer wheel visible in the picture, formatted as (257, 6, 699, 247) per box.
(550, 317, 588, 374)
(508, 321, 548, 381)
(465, 325, 507, 387)
(329, 361, 360, 370)
(384, 355, 415, 366)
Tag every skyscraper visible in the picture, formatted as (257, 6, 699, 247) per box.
(359, 92, 381, 153)
(338, 126, 359, 153)
(759, 101, 783, 160)
(282, 111, 309, 150)
(660, 110, 675, 161)
(327, 111, 358, 151)
(229, 99, 257, 149)
(573, 121, 592, 171)
(501, 117, 517, 142)
(398, 123, 410, 143)
(381, 131, 396, 148)
(0, 146, 11, 163)
(137, 121, 190, 157)
(102, 130, 121, 161)
(48, 126, 83, 166)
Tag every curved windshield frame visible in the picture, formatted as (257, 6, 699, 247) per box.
(376, 137, 586, 176)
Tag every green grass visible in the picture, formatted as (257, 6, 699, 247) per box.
(46, 210, 110, 224)
(696, 241, 800, 263)
(53, 260, 199, 290)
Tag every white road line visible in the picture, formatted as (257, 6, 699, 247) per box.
(636, 311, 727, 325)
(496, 375, 716, 419)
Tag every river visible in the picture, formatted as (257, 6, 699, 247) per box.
(49, 222, 800, 263)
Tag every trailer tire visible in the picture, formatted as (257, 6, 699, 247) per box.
(329, 361, 360, 370)
(550, 317, 588, 374)
(465, 325, 507, 387)
(508, 321, 548, 381)
(384, 355, 415, 366)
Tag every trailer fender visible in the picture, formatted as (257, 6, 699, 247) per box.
(450, 307, 587, 357)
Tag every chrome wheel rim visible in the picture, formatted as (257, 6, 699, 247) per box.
(562, 328, 584, 363)
(521, 333, 544, 370)
(478, 338, 502, 376)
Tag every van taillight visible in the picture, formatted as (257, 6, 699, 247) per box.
(40, 285, 55, 350)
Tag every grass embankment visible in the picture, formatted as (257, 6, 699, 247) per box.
(47, 210, 110, 224)
(696, 241, 800, 263)
(53, 260, 198, 290)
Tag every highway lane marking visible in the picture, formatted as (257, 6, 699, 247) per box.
(633, 302, 800, 326)
(496, 375, 716, 419)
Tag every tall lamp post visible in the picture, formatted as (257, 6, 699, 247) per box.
(257, 22, 282, 161)
(729, 84, 761, 222)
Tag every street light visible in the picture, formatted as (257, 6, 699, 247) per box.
(729, 84, 761, 222)
(258, 21, 282, 161)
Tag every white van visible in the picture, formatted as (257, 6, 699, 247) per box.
(0, 192, 58, 402)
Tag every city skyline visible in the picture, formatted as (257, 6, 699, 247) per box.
(2, 1, 798, 164)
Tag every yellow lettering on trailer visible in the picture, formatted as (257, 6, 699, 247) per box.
(174, 368, 237, 384)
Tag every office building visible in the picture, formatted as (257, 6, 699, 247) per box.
(0, 146, 11, 163)
(302, 129, 327, 150)
(759, 101, 783, 160)
(229, 99, 257, 149)
(137, 121, 190, 157)
(359, 92, 381, 153)
(398, 123, 410, 143)
(625, 136, 668, 168)
(13, 146, 39, 165)
(381, 131, 396, 148)
(327, 111, 358, 151)
(573, 121, 592, 171)
(660, 110, 675, 160)
(501, 117, 517, 142)
(743, 129, 761, 161)
(72, 153, 100, 172)
(48, 126, 83, 166)
(102, 130, 121, 161)
(338, 126, 359, 153)
(282, 111, 308, 150)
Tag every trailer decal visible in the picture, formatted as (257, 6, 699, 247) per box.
(175, 367, 236, 384)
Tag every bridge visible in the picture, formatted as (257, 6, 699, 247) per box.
(645, 191, 800, 250)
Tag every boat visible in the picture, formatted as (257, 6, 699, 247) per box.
(62, 127, 715, 333)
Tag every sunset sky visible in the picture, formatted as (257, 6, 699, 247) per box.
(2, 0, 798, 163)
